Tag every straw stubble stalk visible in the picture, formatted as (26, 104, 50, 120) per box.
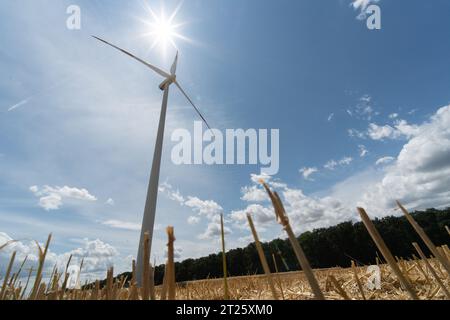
(412, 255, 431, 283)
(351, 260, 366, 300)
(12, 255, 28, 288)
(129, 260, 138, 300)
(0, 251, 16, 300)
(261, 181, 325, 300)
(271, 253, 285, 300)
(46, 263, 58, 294)
(443, 245, 450, 260)
(246, 213, 279, 300)
(397, 201, 450, 275)
(412, 242, 450, 299)
(445, 226, 450, 237)
(149, 263, 156, 300)
(20, 267, 33, 300)
(90, 281, 99, 300)
(30, 233, 52, 300)
(48, 272, 59, 300)
(220, 214, 230, 300)
(329, 275, 351, 300)
(59, 254, 72, 300)
(106, 267, 114, 300)
(357, 207, 419, 300)
(160, 264, 168, 300)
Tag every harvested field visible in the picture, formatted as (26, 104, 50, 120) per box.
(1, 183, 449, 300)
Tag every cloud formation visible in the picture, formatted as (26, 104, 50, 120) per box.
(358, 145, 369, 157)
(199, 222, 231, 240)
(29, 185, 97, 211)
(299, 167, 319, 181)
(159, 182, 225, 239)
(351, 0, 381, 20)
(375, 156, 395, 166)
(367, 120, 420, 140)
(101, 220, 141, 231)
(361, 105, 450, 213)
(0, 233, 127, 281)
(324, 157, 353, 170)
(235, 106, 450, 236)
(241, 185, 267, 202)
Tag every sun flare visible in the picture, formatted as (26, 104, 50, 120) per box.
(141, 3, 189, 55)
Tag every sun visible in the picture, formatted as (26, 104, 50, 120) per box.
(140, 3, 189, 56)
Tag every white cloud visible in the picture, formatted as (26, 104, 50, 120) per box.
(299, 167, 318, 181)
(367, 120, 420, 141)
(352, 0, 380, 10)
(327, 113, 334, 122)
(281, 188, 350, 234)
(159, 182, 185, 205)
(237, 235, 254, 244)
(339, 157, 353, 166)
(394, 120, 421, 138)
(351, 0, 381, 20)
(250, 172, 272, 184)
(168, 190, 185, 204)
(367, 123, 396, 140)
(187, 216, 200, 225)
(101, 220, 140, 231)
(375, 156, 395, 166)
(164, 246, 183, 261)
(324, 160, 338, 170)
(347, 94, 378, 120)
(361, 105, 450, 213)
(389, 113, 399, 119)
(159, 182, 224, 237)
(0, 233, 125, 282)
(230, 204, 275, 230)
(199, 222, 231, 240)
(30, 185, 97, 211)
(282, 105, 450, 231)
(348, 128, 366, 139)
(60, 238, 120, 277)
(324, 157, 353, 170)
(185, 197, 223, 219)
(241, 185, 267, 202)
(39, 193, 63, 211)
(359, 145, 369, 157)
(105, 198, 115, 206)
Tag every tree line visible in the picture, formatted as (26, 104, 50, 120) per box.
(99, 208, 450, 286)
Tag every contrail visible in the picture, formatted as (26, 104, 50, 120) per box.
(5, 78, 72, 113)
(7, 97, 32, 112)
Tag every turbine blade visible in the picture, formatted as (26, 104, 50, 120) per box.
(175, 81, 212, 131)
(92, 36, 170, 78)
(171, 51, 179, 76)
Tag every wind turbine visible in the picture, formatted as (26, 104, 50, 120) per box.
(93, 36, 211, 286)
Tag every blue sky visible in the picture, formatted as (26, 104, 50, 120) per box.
(1, 0, 450, 281)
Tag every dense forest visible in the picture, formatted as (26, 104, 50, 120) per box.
(98, 208, 450, 286)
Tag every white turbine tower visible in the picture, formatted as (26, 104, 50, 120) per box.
(93, 36, 211, 286)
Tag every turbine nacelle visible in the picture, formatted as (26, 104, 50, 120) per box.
(159, 75, 176, 91)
